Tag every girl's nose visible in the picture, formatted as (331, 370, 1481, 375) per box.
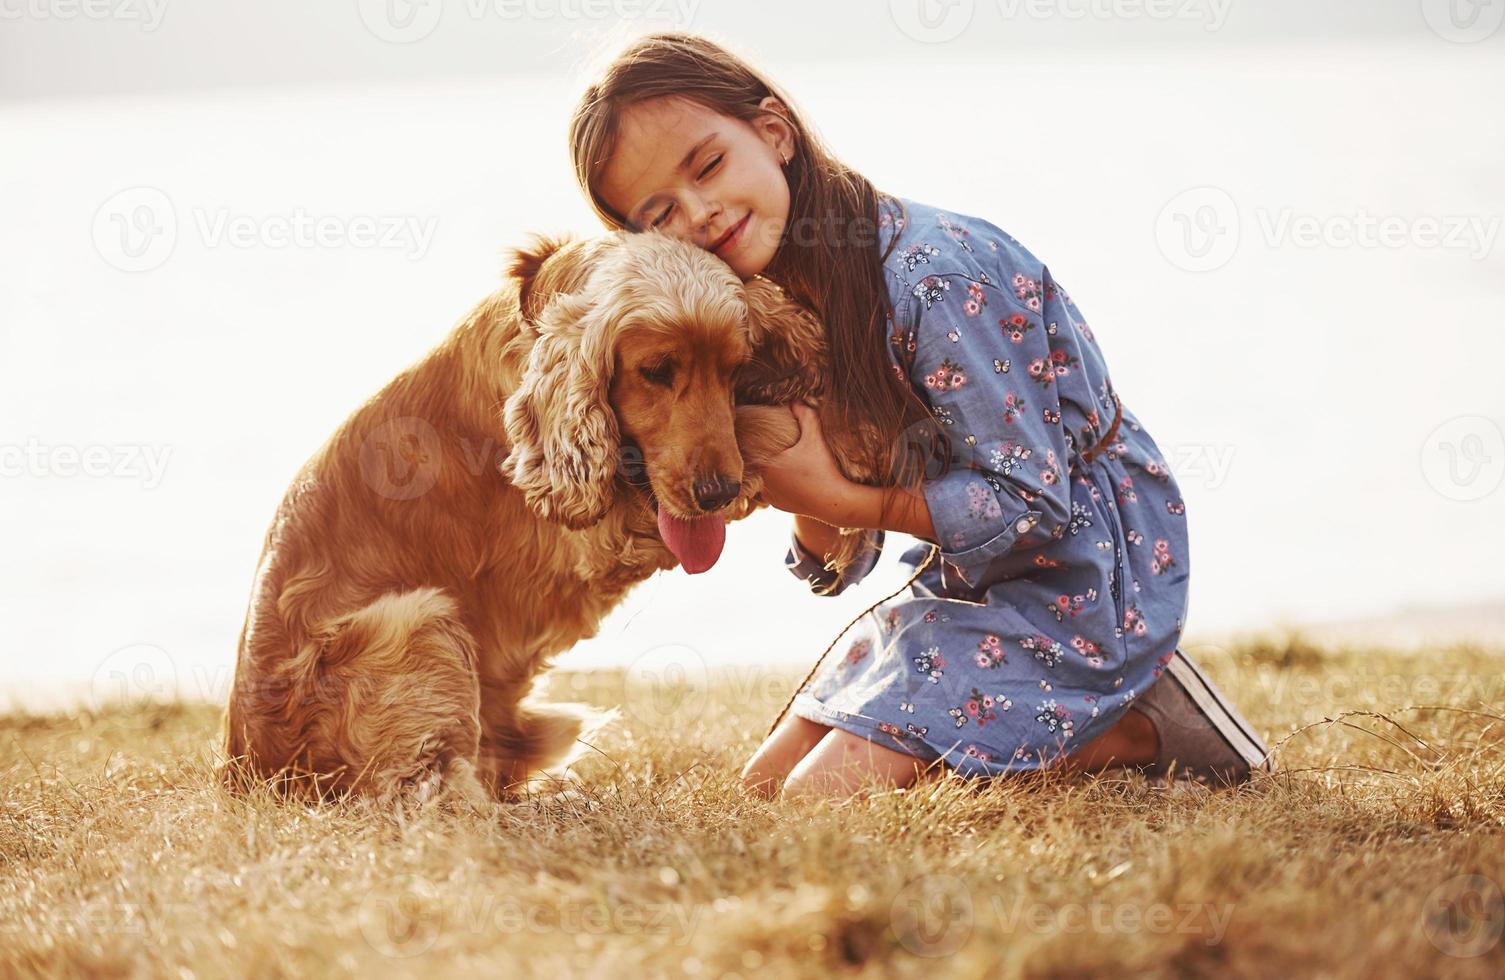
(687, 195, 722, 246)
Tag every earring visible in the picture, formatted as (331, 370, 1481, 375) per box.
(780, 150, 789, 166)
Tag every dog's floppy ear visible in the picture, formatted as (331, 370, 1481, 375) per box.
(737, 276, 827, 404)
(502, 291, 620, 529)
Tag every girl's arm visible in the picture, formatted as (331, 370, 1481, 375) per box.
(792, 513, 844, 556)
(816, 483, 937, 543)
(786, 250, 1086, 589)
(760, 402, 938, 541)
(785, 515, 886, 597)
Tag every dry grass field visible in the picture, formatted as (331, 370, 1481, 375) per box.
(3, 635, 1503, 979)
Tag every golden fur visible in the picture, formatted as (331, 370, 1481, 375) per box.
(221, 231, 826, 806)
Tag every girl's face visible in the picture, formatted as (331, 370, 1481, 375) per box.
(597, 96, 794, 280)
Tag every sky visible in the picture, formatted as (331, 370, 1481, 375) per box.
(0, 0, 1470, 101)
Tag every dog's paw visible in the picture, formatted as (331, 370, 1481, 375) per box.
(734, 403, 800, 470)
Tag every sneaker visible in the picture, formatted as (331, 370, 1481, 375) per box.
(1128, 648, 1275, 787)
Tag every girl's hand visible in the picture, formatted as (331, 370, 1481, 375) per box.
(755, 402, 861, 524)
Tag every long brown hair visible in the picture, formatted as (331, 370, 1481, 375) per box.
(568, 31, 945, 505)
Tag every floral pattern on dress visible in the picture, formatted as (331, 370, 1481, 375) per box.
(788, 195, 1191, 777)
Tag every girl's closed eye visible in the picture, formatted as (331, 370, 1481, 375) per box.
(650, 154, 724, 228)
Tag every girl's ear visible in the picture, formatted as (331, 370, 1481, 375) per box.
(737, 276, 826, 404)
(755, 95, 796, 162)
(502, 293, 620, 529)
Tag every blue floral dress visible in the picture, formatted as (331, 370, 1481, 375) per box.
(783, 194, 1190, 776)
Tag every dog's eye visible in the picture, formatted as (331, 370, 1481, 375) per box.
(640, 362, 676, 387)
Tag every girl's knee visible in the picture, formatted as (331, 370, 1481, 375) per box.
(780, 729, 931, 801)
(740, 715, 828, 798)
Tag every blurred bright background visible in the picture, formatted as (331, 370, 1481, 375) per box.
(2, 0, 1503, 710)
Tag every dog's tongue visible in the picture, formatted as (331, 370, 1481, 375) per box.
(657, 509, 727, 574)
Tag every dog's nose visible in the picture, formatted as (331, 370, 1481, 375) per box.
(693, 476, 741, 512)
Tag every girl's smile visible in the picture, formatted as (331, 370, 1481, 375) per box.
(710, 211, 749, 257)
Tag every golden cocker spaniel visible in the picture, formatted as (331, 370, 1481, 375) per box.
(221, 230, 825, 805)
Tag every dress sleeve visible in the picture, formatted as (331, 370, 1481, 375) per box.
(901, 251, 1076, 587)
(783, 527, 885, 597)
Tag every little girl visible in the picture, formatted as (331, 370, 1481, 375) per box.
(569, 32, 1273, 800)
